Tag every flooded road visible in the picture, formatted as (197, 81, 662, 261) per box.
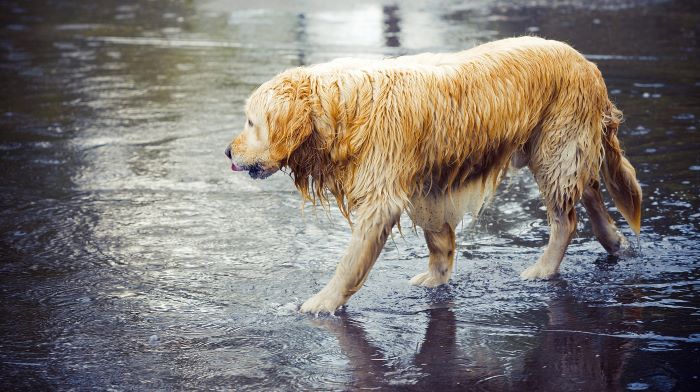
(1, 0, 699, 390)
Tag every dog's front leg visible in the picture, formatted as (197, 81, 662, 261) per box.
(300, 203, 401, 314)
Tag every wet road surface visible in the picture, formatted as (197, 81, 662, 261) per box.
(1, 0, 699, 390)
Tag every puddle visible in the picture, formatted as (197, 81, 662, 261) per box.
(1, 0, 699, 390)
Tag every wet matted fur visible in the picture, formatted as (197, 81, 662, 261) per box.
(226, 36, 642, 314)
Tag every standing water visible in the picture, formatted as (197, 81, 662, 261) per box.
(1, 0, 699, 390)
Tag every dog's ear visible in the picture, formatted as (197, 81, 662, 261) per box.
(268, 69, 313, 162)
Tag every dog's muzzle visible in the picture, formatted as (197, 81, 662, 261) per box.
(225, 146, 277, 179)
(246, 163, 272, 179)
(229, 159, 277, 179)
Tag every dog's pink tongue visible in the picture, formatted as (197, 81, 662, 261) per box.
(231, 163, 243, 172)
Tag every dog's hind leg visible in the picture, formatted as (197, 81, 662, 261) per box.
(410, 222, 456, 287)
(520, 115, 599, 279)
(521, 206, 577, 280)
(581, 180, 628, 254)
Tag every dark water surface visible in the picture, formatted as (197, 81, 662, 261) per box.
(1, 0, 699, 390)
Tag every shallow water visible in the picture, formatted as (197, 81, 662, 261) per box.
(1, 0, 699, 390)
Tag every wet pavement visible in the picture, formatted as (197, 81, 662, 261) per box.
(1, 0, 699, 390)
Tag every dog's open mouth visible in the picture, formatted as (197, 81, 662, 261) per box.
(231, 162, 277, 179)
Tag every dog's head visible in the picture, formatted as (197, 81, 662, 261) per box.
(225, 68, 313, 179)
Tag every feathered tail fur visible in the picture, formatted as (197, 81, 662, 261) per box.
(601, 102, 642, 234)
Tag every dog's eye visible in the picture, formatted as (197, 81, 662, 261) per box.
(247, 119, 254, 127)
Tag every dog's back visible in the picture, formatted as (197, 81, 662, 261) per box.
(308, 37, 609, 203)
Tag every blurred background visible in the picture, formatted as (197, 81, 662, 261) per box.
(1, 0, 699, 390)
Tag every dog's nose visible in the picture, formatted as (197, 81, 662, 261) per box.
(225, 145, 232, 159)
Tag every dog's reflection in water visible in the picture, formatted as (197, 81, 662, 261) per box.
(518, 294, 641, 392)
(314, 295, 641, 391)
(314, 305, 505, 390)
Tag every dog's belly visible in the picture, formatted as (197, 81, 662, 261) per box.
(407, 185, 485, 231)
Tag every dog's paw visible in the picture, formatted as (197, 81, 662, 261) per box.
(520, 263, 558, 280)
(410, 271, 449, 288)
(300, 291, 345, 315)
(611, 233, 632, 256)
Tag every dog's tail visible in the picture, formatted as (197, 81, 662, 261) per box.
(601, 101, 642, 235)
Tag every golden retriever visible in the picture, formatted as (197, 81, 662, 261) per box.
(225, 36, 642, 314)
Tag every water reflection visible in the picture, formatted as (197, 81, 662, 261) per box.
(517, 294, 639, 392)
(316, 306, 486, 390)
(321, 287, 693, 391)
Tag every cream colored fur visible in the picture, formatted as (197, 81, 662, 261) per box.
(227, 36, 642, 314)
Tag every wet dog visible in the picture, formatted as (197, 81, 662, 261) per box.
(225, 36, 641, 314)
